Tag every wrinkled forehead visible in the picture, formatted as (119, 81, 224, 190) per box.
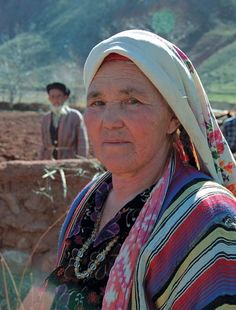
(87, 59, 169, 109)
(87, 53, 136, 91)
(90, 52, 134, 82)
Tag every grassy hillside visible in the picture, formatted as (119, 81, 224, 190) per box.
(195, 24, 236, 105)
(0, 0, 235, 107)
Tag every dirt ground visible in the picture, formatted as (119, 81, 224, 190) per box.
(0, 111, 43, 161)
(0, 110, 234, 162)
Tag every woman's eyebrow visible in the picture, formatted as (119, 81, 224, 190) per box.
(120, 87, 145, 96)
(87, 87, 146, 100)
(87, 91, 101, 100)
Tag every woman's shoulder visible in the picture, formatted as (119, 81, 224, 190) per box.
(193, 180, 236, 216)
(68, 171, 110, 216)
(164, 161, 235, 221)
(57, 171, 110, 255)
(73, 171, 110, 201)
(177, 166, 234, 203)
(167, 177, 236, 230)
(164, 162, 211, 206)
(152, 174, 236, 254)
(173, 158, 234, 199)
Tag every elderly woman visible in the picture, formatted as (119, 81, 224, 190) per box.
(36, 30, 236, 309)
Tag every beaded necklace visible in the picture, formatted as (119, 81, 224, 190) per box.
(74, 204, 119, 280)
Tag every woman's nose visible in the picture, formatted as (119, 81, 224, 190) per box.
(102, 104, 124, 129)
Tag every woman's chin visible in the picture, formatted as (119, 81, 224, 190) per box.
(101, 157, 136, 175)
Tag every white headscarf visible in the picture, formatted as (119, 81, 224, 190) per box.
(83, 29, 236, 195)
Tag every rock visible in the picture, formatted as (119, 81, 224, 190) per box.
(0, 158, 104, 272)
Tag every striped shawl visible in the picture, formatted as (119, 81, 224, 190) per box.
(57, 156, 236, 309)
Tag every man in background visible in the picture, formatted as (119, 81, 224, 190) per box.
(222, 113, 236, 154)
(40, 82, 89, 159)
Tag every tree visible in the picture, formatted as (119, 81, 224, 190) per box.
(0, 32, 50, 103)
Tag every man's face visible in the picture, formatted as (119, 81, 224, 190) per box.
(48, 89, 68, 107)
(84, 61, 179, 176)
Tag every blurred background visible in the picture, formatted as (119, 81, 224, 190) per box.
(0, 2, 235, 308)
(0, 0, 236, 109)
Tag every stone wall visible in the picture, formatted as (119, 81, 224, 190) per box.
(0, 159, 104, 274)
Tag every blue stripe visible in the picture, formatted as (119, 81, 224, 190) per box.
(57, 180, 94, 255)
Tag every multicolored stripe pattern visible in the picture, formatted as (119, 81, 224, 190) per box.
(55, 157, 236, 309)
(132, 181, 236, 309)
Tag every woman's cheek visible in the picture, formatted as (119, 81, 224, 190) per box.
(84, 110, 96, 127)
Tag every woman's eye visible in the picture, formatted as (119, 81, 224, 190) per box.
(89, 100, 105, 107)
(126, 98, 141, 105)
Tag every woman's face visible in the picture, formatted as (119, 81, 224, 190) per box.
(84, 61, 179, 176)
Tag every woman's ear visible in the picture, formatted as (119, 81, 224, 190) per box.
(167, 115, 180, 135)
